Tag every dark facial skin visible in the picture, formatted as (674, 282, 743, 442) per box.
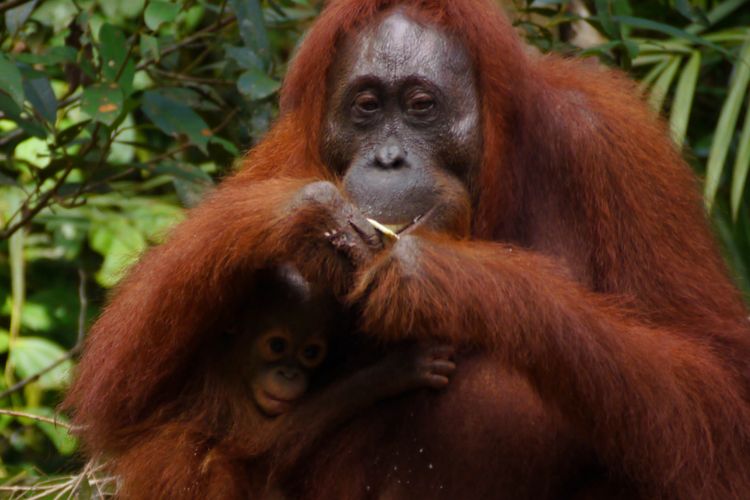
(321, 9, 481, 237)
(230, 265, 334, 417)
(250, 326, 327, 417)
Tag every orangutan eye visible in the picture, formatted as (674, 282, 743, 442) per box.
(269, 337, 288, 355)
(409, 92, 435, 112)
(353, 92, 380, 114)
(258, 331, 293, 362)
(298, 340, 327, 368)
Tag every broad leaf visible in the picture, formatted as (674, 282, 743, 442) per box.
(30, 407, 77, 456)
(142, 90, 211, 152)
(228, 0, 271, 67)
(238, 67, 280, 101)
(81, 84, 124, 126)
(99, 23, 135, 93)
(0, 54, 25, 108)
(5, 0, 38, 34)
(23, 76, 57, 124)
(144, 1, 180, 31)
(11, 337, 73, 390)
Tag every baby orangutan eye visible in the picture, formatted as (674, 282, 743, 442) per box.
(258, 331, 292, 362)
(298, 340, 327, 368)
(269, 337, 288, 354)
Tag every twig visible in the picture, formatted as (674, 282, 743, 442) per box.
(0, 346, 81, 400)
(0, 409, 70, 428)
(148, 68, 235, 86)
(0, 124, 101, 240)
(0, 461, 114, 499)
(0, 129, 24, 147)
(136, 16, 236, 71)
(0, 267, 85, 400)
(74, 107, 240, 195)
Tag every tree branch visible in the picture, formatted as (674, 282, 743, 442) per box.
(0, 346, 81, 400)
(0, 409, 70, 428)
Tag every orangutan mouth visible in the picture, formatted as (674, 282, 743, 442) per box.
(367, 210, 432, 241)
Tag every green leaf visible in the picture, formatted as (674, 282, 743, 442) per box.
(14, 46, 77, 67)
(141, 33, 160, 61)
(713, 208, 750, 294)
(56, 119, 92, 145)
(99, 23, 135, 93)
(81, 84, 124, 126)
(228, 0, 271, 67)
(648, 55, 680, 113)
(238, 67, 280, 101)
(23, 76, 57, 124)
(638, 58, 670, 93)
(686, 0, 750, 35)
(730, 96, 750, 220)
(99, 23, 127, 80)
(674, 0, 709, 27)
(669, 51, 700, 146)
(0, 94, 47, 137)
(705, 36, 750, 211)
(89, 217, 147, 287)
(142, 90, 211, 152)
(30, 407, 77, 456)
(21, 302, 53, 332)
(613, 15, 729, 56)
(129, 201, 185, 241)
(210, 136, 239, 156)
(31, 0, 77, 33)
(5, 0, 38, 34)
(225, 44, 263, 70)
(0, 54, 25, 109)
(145, 1, 180, 31)
(10, 337, 73, 390)
(15, 136, 51, 167)
(148, 161, 214, 184)
(595, 0, 621, 40)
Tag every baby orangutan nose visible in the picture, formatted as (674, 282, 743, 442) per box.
(276, 366, 301, 380)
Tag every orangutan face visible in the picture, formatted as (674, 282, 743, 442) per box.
(321, 9, 481, 237)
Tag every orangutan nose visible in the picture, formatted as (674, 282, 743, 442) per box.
(374, 137, 406, 169)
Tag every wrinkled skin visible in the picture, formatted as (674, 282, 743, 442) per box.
(321, 10, 477, 237)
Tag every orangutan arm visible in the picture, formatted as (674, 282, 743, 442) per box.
(64, 174, 379, 452)
(351, 233, 750, 498)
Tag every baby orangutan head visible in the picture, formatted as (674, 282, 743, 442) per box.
(250, 327, 328, 416)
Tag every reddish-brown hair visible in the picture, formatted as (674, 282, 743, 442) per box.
(64, 1, 750, 498)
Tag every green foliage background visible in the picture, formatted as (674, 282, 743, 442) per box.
(0, 0, 748, 494)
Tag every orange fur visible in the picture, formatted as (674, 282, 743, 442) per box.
(64, 1, 750, 498)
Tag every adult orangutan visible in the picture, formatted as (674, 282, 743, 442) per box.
(64, 0, 750, 498)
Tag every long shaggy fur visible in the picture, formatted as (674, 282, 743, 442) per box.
(64, 0, 750, 498)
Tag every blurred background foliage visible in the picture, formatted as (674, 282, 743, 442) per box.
(0, 0, 748, 496)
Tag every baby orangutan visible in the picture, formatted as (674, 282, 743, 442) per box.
(114, 265, 455, 499)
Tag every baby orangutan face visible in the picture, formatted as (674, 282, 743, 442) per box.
(250, 327, 328, 417)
